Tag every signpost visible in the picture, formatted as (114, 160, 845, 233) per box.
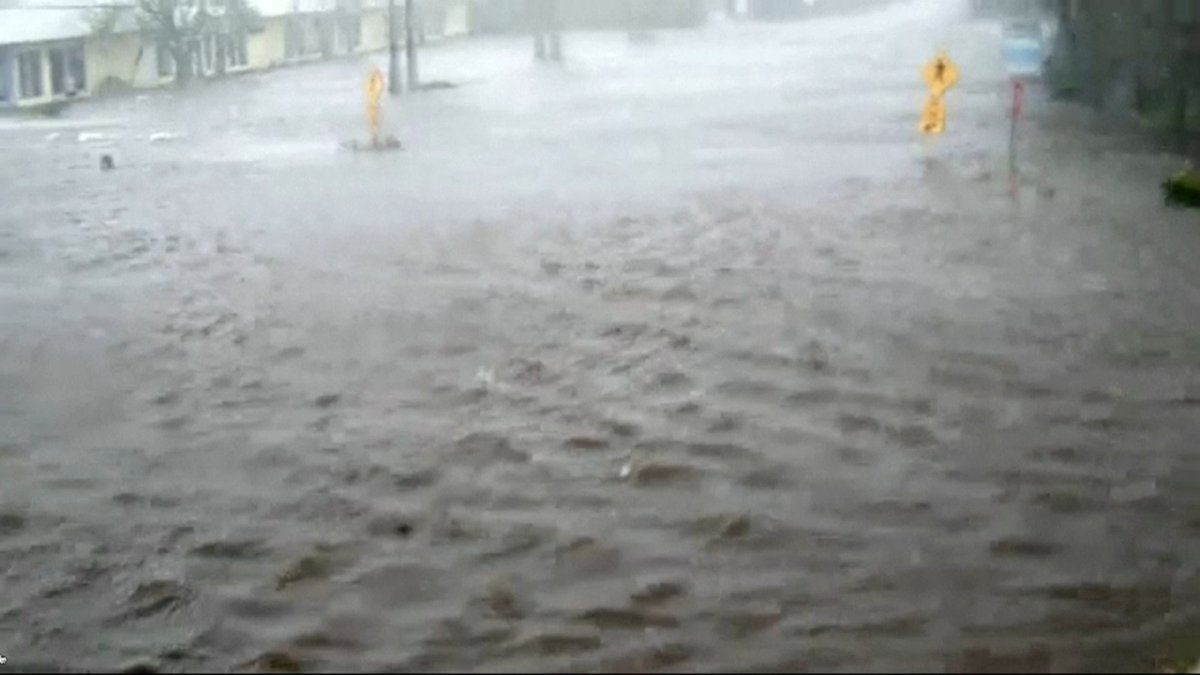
(1009, 79, 1024, 199)
(922, 52, 960, 98)
(919, 52, 959, 139)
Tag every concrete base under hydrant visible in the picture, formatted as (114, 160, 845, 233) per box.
(341, 136, 404, 153)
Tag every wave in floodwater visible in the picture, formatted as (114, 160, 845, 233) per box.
(2, 168, 1198, 672)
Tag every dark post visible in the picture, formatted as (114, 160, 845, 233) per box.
(405, 0, 419, 91)
(533, 0, 547, 61)
(532, 0, 561, 61)
(388, 0, 401, 94)
(548, 0, 562, 62)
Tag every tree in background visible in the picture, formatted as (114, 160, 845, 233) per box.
(91, 0, 263, 86)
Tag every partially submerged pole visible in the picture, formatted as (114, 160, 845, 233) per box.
(405, 0, 419, 91)
(388, 0, 401, 94)
(532, 0, 561, 62)
(532, 0, 547, 61)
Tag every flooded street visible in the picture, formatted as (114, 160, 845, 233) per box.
(2, 1, 1200, 671)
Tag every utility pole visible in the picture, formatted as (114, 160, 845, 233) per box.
(532, 0, 562, 62)
(405, 0, 419, 91)
(388, 0, 401, 94)
(548, 0, 562, 62)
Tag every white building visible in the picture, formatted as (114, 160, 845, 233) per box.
(0, 6, 92, 108)
(0, 0, 471, 109)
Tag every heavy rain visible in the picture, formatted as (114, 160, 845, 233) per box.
(1, 0, 1199, 671)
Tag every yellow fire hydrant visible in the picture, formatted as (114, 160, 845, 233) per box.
(366, 67, 385, 143)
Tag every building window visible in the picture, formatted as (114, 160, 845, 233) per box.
(213, 34, 226, 74)
(200, 34, 217, 73)
(342, 15, 362, 52)
(67, 45, 86, 93)
(227, 32, 248, 68)
(45, 44, 84, 96)
(188, 38, 203, 76)
(157, 43, 175, 78)
(49, 48, 67, 95)
(0, 50, 11, 103)
(198, 37, 208, 73)
(317, 15, 334, 56)
(285, 17, 303, 58)
(306, 17, 322, 55)
(17, 50, 43, 99)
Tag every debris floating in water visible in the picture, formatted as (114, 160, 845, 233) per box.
(475, 367, 496, 389)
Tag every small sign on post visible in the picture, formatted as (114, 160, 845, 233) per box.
(922, 52, 960, 97)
